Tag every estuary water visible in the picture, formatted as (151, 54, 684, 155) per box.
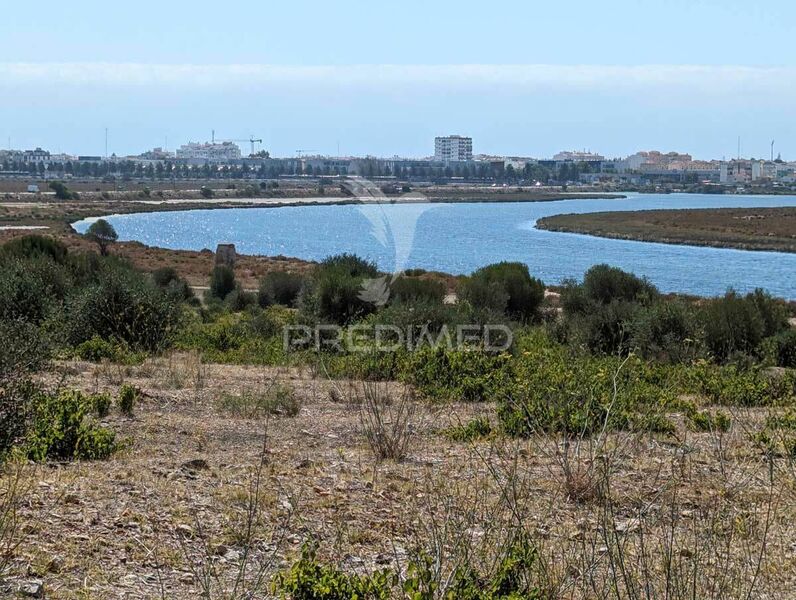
(72, 193, 796, 299)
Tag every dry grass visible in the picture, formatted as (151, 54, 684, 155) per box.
(1, 360, 795, 598)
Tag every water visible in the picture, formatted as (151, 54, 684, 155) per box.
(72, 193, 796, 299)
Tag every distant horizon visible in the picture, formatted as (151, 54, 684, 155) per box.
(3, 1, 795, 160)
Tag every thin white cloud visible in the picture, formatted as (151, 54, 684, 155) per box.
(1, 63, 794, 93)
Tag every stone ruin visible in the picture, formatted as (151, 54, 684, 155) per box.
(215, 243, 237, 268)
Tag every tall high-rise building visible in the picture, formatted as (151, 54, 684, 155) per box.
(434, 135, 473, 162)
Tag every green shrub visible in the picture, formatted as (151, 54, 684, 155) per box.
(225, 287, 257, 311)
(299, 254, 382, 325)
(0, 258, 71, 324)
(364, 301, 467, 341)
(92, 393, 112, 418)
(48, 181, 77, 200)
(274, 537, 544, 600)
(461, 262, 544, 322)
(747, 288, 789, 338)
(272, 543, 394, 599)
(25, 389, 117, 461)
(74, 336, 121, 362)
(499, 338, 675, 437)
(688, 409, 731, 432)
(446, 416, 493, 442)
(581, 264, 659, 306)
(118, 383, 138, 416)
(217, 383, 300, 418)
(405, 347, 513, 403)
(258, 271, 305, 307)
(314, 271, 375, 325)
(770, 330, 796, 368)
(569, 300, 640, 355)
(389, 276, 445, 305)
(0, 322, 51, 458)
(626, 300, 702, 363)
(0, 235, 68, 263)
(152, 267, 179, 288)
(318, 253, 378, 279)
(63, 266, 182, 352)
(209, 265, 236, 300)
(694, 364, 795, 407)
(701, 290, 787, 362)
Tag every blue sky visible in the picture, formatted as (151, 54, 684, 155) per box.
(2, 0, 795, 159)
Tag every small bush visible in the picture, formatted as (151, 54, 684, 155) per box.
(64, 267, 182, 352)
(389, 276, 445, 305)
(118, 383, 139, 416)
(49, 181, 76, 200)
(200, 186, 214, 198)
(689, 409, 731, 432)
(152, 267, 179, 288)
(226, 287, 257, 311)
(630, 300, 701, 362)
(209, 266, 236, 300)
(405, 346, 513, 403)
(92, 393, 112, 418)
(446, 416, 493, 442)
(460, 262, 544, 322)
(0, 235, 68, 263)
(701, 289, 788, 362)
(258, 271, 305, 308)
(318, 254, 378, 279)
(74, 336, 121, 362)
(770, 329, 796, 368)
(582, 264, 658, 306)
(569, 300, 640, 355)
(272, 542, 394, 599)
(25, 389, 117, 461)
(499, 337, 675, 437)
(359, 382, 416, 461)
(217, 383, 300, 418)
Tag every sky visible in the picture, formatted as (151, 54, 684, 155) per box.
(1, 0, 795, 160)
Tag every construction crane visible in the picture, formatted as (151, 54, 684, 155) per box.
(210, 131, 264, 155)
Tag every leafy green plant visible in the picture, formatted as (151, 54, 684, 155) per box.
(92, 393, 112, 418)
(25, 389, 117, 461)
(405, 346, 513, 403)
(217, 383, 300, 418)
(688, 409, 731, 432)
(446, 416, 493, 442)
(63, 265, 182, 352)
(272, 542, 394, 599)
(258, 271, 306, 308)
(118, 383, 139, 416)
(209, 265, 236, 300)
(389, 276, 445, 305)
(460, 262, 544, 323)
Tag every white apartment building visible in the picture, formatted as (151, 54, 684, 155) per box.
(435, 136, 473, 162)
(176, 142, 242, 162)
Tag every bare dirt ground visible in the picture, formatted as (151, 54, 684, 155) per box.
(536, 207, 796, 253)
(2, 354, 795, 599)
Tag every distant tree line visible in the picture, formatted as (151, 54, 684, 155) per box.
(1, 157, 598, 184)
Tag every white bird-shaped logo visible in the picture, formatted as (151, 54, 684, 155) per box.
(342, 179, 434, 306)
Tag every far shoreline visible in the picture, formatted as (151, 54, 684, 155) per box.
(536, 206, 796, 254)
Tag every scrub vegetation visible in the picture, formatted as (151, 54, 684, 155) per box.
(1, 233, 795, 598)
